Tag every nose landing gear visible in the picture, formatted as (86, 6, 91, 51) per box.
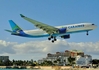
(86, 31, 89, 35)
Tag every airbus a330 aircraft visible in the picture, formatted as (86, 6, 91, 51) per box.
(6, 14, 97, 43)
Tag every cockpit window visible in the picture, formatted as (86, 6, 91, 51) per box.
(92, 24, 94, 25)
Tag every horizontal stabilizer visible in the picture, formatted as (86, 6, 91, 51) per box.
(5, 29, 12, 33)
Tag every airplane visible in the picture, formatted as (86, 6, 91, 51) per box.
(5, 14, 97, 43)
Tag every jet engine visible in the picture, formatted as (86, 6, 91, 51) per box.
(58, 28, 67, 34)
(61, 34, 70, 39)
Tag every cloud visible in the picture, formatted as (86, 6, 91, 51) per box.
(67, 42, 99, 55)
(0, 39, 99, 60)
(0, 40, 17, 54)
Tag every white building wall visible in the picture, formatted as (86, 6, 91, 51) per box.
(76, 55, 92, 66)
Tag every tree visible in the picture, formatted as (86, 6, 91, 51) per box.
(4, 59, 12, 66)
(68, 56, 75, 65)
(40, 60, 53, 66)
(0, 60, 3, 66)
(53, 60, 57, 65)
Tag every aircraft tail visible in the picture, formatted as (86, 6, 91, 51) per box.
(5, 20, 25, 35)
(9, 20, 22, 32)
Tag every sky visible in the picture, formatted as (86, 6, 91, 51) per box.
(0, 0, 99, 61)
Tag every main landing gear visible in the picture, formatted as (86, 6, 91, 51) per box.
(48, 36, 57, 43)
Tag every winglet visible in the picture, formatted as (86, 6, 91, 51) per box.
(20, 14, 25, 17)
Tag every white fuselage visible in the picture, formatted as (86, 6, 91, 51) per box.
(23, 23, 97, 37)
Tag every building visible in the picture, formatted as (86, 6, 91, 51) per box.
(76, 55, 92, 66)
(69, 50, 84, 57)
(46, 52, 69, 65)
(0, 56, 9, 62)
(38, 50, 91, 66)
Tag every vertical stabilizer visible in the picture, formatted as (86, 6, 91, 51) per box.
(9, 20, 22, 32)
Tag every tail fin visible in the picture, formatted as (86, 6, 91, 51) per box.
(9, 20, 22, 32)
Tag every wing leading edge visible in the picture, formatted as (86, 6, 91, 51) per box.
(20, 14, 58, 34)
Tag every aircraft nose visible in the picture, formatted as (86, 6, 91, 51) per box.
(91, 23, 97, 29)
(94, 25, 97, 29)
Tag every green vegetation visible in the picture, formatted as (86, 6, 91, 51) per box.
(0, 59, 37, 66)
(92, 59, 99, 64)
(68, 56, 75, 66)
(39, 60, 53, 66)
(91, 59, 99, 68)
(1, 58, 99, 66)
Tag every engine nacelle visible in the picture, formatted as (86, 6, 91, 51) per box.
(61, 35, 70, 39)
(58, 28, 66, 34)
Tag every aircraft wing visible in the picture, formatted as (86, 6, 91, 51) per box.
(20, 14, 58, 34)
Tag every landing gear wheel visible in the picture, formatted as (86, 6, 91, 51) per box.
(52, 40, 54, 43)
(48, 35, 57, 43)
(48, 38, 51, 40)
(51, 35, 53, 38)
(53, 36, 57, 41)
(54, 38, 57, 41)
